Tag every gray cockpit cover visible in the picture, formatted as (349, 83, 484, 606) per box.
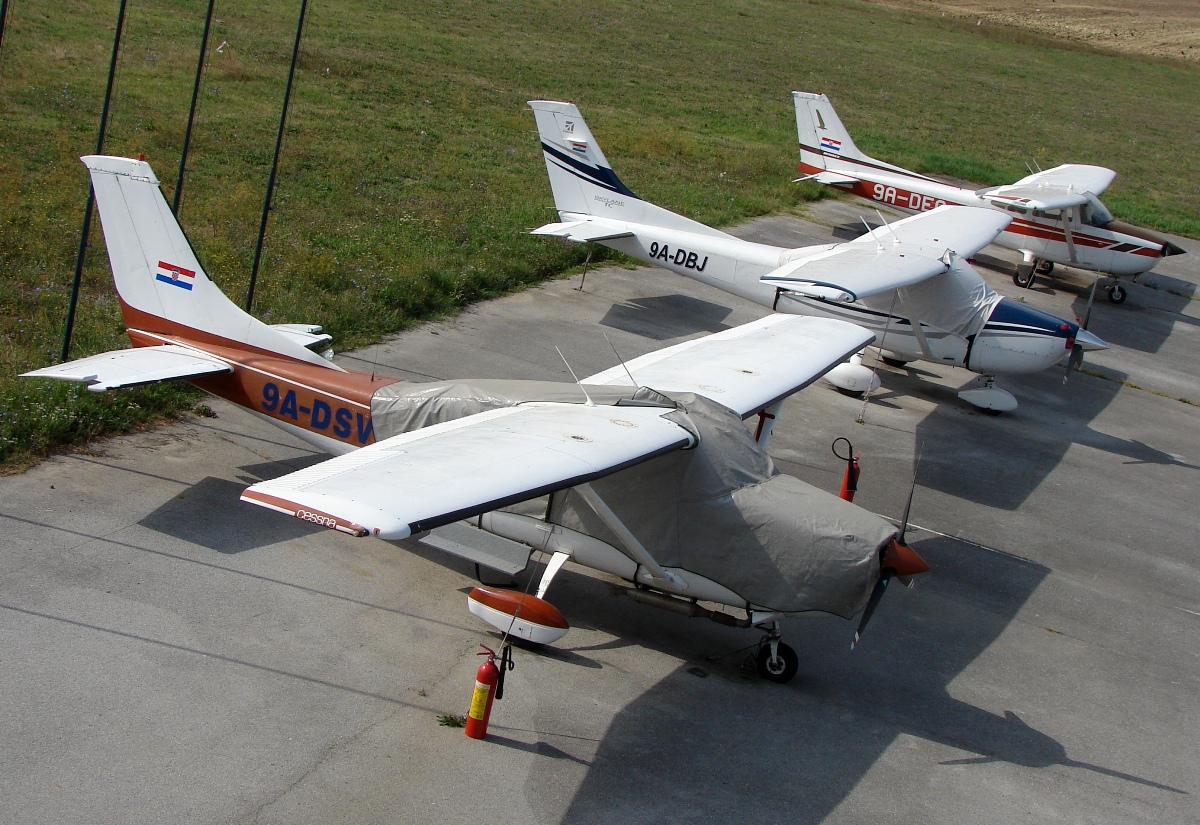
(552, 393, 897, 618)
(370, 380, 896, 619)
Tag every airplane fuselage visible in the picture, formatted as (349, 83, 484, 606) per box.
(798, 159, 1171, 278)
(600, 222, 1080, 376)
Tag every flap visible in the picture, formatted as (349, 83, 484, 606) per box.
(240, 403, 693, 540)
(981, 163, 1117, 208)
(531, 217, 633, 243)
(584, 315, 874, 417)
(21, 344, 231, 391)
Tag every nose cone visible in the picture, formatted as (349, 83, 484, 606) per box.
(881, 539, 930, 577)
(1075, 327, 1108, 352)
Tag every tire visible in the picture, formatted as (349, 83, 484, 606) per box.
(756, 642, 799, 684)
(881, 356, 909, 369)
(1035, 260, 1055, 276)
(1013, 267, 1036, 289)
(1107, 284, 1127, 304)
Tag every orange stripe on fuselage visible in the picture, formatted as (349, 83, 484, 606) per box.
(126, 327, 402, 448)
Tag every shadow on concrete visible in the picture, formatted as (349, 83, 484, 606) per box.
(600, 294, 733, 340)
(535, 533, 1180, 823)
(905, 364, 1196, 510)
(139, 476, 324, 554)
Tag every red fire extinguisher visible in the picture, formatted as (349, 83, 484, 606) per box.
(833, 437, 861, 502)
(465, 643, 513, 740)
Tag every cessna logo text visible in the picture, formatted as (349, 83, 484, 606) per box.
(649, 241, 709, 272)
(296, 509, 338, 529)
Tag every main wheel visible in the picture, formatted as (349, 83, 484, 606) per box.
(1107, 284, 1127, 304)
(1013, 267, 1036, 288)
(881, 356, 910, 369)
(1035, 259, 1055, 276)
(756, 642, 799, 684)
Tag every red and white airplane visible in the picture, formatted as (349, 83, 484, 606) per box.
(23, 155, 930, 683)
(793, 91, 1185, 304)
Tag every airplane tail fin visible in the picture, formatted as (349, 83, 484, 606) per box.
(82, 155, 337, 368)
(528, 101, 732, 238)
(792, 91, 869, 175)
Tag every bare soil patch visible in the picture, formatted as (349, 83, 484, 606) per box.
(880, 0, 1200, 63)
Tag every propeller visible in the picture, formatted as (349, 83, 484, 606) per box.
(851, 453, 930, 649)
(1063, 279, 1099, 384)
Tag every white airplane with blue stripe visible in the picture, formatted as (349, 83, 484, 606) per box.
(529, 100, 1108, 413)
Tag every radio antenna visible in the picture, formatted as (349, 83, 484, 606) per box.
(556, 346, 594, 406)
(603, 332, 638, 388)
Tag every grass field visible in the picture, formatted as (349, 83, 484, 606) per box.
(1, 0, 1197, 469)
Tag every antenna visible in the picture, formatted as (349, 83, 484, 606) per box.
(603, 332, 639, 387)
(860, 217, 883, 250)
(874, 208, 900, 243)
(1025, 160, 1036, 175)
(555, 346, 594, 406)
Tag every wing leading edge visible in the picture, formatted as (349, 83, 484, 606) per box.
(241, 403, 694, 541)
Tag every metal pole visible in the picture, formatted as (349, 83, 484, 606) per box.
(0, 0, 10, 54)
(61, 0, 128, 363)
(246, 0, 307, 312)
(172, 0, 215, 215)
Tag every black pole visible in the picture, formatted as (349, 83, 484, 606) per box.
(0, 0, 10, 53)
(61, 0, 128, 363)
(172, 0, 215, 216)
(246, 0, 307, 312)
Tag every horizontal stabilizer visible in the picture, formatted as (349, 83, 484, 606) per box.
(21, 344, 230, 391)
(794, 171, 860, 186)
(532, 218, 633, 243)
(269, 323, 333, 353)
(241, 403, 693, 541)
(584, 315, 874, 417)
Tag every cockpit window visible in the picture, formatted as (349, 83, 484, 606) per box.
(1081, 194, 1113, 227)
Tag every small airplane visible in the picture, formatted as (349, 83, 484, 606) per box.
(792, 91, 1186, 304)
(23, 155, 932, 683)
(528, 100, 1108, 413)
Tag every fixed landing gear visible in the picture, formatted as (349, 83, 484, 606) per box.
(957, 375, 1018, 413)
(1013, 255, 1051, 289)
(755, 622, 799, 684)
(1106, 283, 1127, 304)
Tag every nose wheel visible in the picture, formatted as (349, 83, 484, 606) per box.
(755, 623, 799, 683)
(1106, 284, 1127, 304)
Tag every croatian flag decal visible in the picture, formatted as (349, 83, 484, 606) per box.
(156, 261, 196, 291)
(820, 137, 842, 153)
(568, 140, 588, 155)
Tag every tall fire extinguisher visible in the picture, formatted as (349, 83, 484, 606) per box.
(465, 643, 513, 740)
(833, 437, 861, 502)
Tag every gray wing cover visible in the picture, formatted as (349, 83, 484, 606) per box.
(549, 394, 897, 617)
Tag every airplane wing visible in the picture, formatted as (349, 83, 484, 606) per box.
(21, 344, 231, 391)
(761, 206, 1010, 302)
(981, 163, 1117, 209)
(584, 315, 874, 417)
(532, 216, 633, 243)
(240, 403, 694, 541)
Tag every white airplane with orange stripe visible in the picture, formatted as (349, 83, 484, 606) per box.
(793, 92, 1185, 304)
(22, 154, 931, 683)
